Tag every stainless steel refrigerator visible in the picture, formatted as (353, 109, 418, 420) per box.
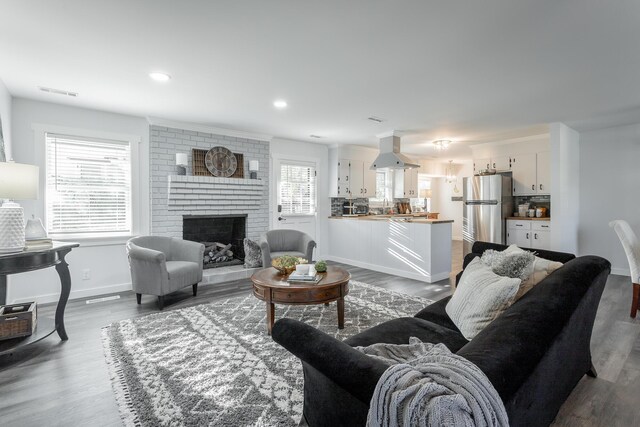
(463, 174, 513, 256)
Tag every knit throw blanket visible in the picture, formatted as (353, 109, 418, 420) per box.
(356, 338, 509, 427)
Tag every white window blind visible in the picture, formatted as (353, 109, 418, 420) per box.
(279, 163, 316, 215)
(46, 133, 132, 235)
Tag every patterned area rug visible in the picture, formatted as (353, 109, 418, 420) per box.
(102, 281, 434, 426)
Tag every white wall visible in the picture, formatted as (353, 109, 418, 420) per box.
(8, 98, 150, 304)
(578, 122, 640, 276)
(549, 122, 580, 254)
(430, 161, 472, 240)
(0, 78, 11, 160)
(269, 138, 330, 257)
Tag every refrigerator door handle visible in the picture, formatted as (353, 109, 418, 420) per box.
(465, 200, 499, 205)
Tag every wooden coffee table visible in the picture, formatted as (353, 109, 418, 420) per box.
(251, 265, 351, 335)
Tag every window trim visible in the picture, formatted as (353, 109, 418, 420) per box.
(278, 160, 317, 216)
(33, 124, 142, 241)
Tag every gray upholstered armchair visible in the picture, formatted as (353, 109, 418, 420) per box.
(259, 229, 316, 268)
(126, 236, 205, 309)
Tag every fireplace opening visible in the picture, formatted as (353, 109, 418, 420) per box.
(183, 215, 247, 269)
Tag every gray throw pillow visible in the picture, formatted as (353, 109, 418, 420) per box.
(481, 249, 535, 281)
(243, 238, 262, 268)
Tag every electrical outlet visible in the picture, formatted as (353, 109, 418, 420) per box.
(82, 269, 91, 280)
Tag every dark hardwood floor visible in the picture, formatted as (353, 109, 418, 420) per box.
(0, 240, 638, 426)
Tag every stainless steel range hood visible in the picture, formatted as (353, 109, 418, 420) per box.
(370, 131, 420, 170)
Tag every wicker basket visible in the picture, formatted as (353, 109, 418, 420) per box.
(192, 148, 245, 178)
(0, 302, 37, 341)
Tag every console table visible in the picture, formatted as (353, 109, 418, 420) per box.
(0, 242, 79, 355)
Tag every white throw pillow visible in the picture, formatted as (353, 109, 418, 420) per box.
(446, 258, 521, 340)
(504, 245, 563, 298)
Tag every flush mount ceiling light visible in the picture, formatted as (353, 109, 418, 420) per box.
(149, 72, 171, 82)
(432, 139, 452, 151)
(273, 99, 288, 109)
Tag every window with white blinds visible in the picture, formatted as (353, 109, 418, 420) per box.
(45, 133, 132, 235)
(279, 163, 316, 215)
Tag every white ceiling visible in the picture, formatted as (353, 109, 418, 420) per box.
(2, 1, 640, 160)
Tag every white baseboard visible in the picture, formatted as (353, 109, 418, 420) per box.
(11, 282, 133, 305)
(610, 267, 630, 277)
(325, 255, 449, 283)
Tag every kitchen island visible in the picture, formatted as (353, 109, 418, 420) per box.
(326, 216, 453, 283)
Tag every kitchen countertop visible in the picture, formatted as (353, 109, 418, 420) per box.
(506, 217, 551, 221)
(328, 215, 454, 224)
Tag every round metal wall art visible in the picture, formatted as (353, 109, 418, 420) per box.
(204, 146, 238, 177)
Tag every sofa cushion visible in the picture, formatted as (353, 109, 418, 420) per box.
(344, 317, 469, 352)
(504, 244, 564, 299)
(165, 261, 200, 289)
(413, 296, 460, 332)
(446, 258, 521, 340)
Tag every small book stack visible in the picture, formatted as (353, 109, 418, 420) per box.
(25, 238, 53, 250)
(288, 266, 322, 284)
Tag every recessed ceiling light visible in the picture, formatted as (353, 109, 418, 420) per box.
(149, 72, 171, 82)
(273, 100, 288, 109)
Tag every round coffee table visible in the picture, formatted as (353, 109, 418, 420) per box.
(251, 265, 351, 335)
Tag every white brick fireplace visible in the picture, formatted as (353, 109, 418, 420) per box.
(150, 125, 270, 245)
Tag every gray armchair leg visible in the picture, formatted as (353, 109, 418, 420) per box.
(193, 284, 198, 297)
(158, 296, 165, 310)
(587, 362, 597, 378)
(136, 293, 142, 305)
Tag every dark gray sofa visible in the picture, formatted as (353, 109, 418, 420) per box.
(272, 242, 610, 427)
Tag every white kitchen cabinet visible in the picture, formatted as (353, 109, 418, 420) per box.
(329, 156, 377, 198)
(491, 156, 511, 171)
(473, 158, 491, 174)
(336, 159, 351, 196)
(328, 217, 452, 283)
(536, 151, 550, 194)
(394, 168, 419, 198)
(511, 153, 537, 195)
(506, 219, 551, 249)
(347, 161, 376, 197)
(511, 151, 551, 196)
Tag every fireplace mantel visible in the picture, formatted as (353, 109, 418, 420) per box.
(167, 175, 266, 212)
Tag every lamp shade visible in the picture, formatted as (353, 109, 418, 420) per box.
(419, 189, 432, 198)
(176, 153, 188, 167)
(249, 160, 259, 172)
(0, 161, 39, 200)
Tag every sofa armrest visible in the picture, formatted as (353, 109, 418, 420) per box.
(128, 244, 166, 264)
(259, 235, 271, 268)
(126, 243, 168, 295)
(170, 238, 205, 264)
(272, 318, 390, 404)
(298, 234, 316, 262)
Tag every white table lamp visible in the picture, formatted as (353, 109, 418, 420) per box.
(0, 161, 39, 253)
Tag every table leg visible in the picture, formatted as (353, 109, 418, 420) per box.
(54, 249, 72, 341)
(0, 275, 6, 306)
(337, 297, 345, 329)
(266, 301, 275, 335)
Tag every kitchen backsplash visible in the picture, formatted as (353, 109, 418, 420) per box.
(514, 195, 551, 217)
(330, 197, 411, 216)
